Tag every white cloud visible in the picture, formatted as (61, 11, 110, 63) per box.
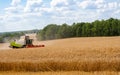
(95, 0, 105, 8)
(4, 0, 42, 21)
(0, 15, 3, 20)
(39, 7, 53, 13)
(112, 9, 120, 18)
(24, 0, 43, 12)
(2, 0, 24, 23)
(4, 0, 24, 15)
(11, 0, 21, 6)
(95, 0, 104, 4)
(78, 0, 105, 9)
(78, 0, 93, 9)
(77, 0, 120, 19)
(5, 5, 23, 14)
(51, 0, 69, 7)
(50, 0, 76, 11)
(97, 2, 120, 13)
(108, 2, 118, 9)
(114, 10, 120, 14)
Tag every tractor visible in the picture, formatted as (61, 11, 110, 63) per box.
(9, 36, 45, 48)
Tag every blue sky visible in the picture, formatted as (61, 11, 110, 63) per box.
(0, 0, 120, 32)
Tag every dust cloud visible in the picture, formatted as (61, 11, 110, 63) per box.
(0, 43, 11, 50)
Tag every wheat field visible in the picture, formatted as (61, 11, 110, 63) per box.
(0, 71, 120, 75)
(0, 36, 120, 74)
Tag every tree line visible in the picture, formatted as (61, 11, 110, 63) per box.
(0, 32, 24, 43)
(1, 18, 120, 43)
(37, 18, 120, 40)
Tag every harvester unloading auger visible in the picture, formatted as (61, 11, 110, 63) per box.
(9, 35, 45, 48)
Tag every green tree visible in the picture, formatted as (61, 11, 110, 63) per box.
(37, 30, 45, 40)
(118, 20, 120, 35)
(57, 24, 72, 38)
(44, 24, 59, 40)
(75, 23, 85, 37)
(0, 37, 4, 43)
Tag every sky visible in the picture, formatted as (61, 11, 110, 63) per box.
(0, 0, 120, 32)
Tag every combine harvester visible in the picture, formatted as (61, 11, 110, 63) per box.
(9, 34, 45, 48)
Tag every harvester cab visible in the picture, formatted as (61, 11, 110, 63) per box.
(25, 36, 33, 45)
(9, 35, 45, 48)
